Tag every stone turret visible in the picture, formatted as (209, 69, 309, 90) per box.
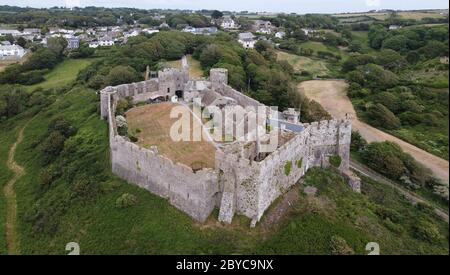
(210, 68, 228, 91)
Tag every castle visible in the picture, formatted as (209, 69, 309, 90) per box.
(100, 65, 360, 226)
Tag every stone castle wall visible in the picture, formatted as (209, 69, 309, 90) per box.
(102, 81, 219, 222)
(216, 119, 353, 224)
(100, 67, 356, 226)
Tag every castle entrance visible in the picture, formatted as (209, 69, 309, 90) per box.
(175, 90, 184, 99)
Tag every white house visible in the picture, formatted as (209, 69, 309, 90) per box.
(99, 36, 114, 47)
(275, 31, 286, 39)
(0, 29, 21, 36)
(221, 18, 236, 29)
(88, 41, 99, 48)
(301, 28, 316, 36)
(0, 44, 26, 58)
(389, 25, 402, 30)
(238, 32, 256, 49)
(143, 28, 160, 35)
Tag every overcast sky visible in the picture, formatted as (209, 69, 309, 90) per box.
(0, 0, 448, 14)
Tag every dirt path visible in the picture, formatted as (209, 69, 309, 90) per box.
(3, 126, 26, 255)
(350, 160, 448, 223)
(298, 80, 449, 184)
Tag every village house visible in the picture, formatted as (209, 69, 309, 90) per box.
(238, 32, 256, 49)
(66, 37, 80, 49)
(221, 18, 237, 29)
(254, 20, 273, 34)
(275, 31, 286, 39)
(389, 25, 402, 30)
(0, 29, 22, 37)
(0, 44, 26, 58)
(182, 26, 218, 35)
(99, 36, 115, 47)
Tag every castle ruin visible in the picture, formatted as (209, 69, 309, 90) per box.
(100, 65, 360, 226)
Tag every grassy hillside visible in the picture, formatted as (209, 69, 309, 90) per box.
(23, 58, 96, 92)
(276, 51, 330, 78)
(2, 84, 446, 254)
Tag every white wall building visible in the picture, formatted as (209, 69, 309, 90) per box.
(238, 32, 256, 49)
(0, 44, 26, 58)
(221, 18, 236, 29)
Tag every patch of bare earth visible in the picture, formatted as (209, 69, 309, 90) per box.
(260, 187, 300, 230)
(298, 80, 449, 184)
(125, 102, 217, 169)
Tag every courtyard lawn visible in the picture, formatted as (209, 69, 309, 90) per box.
(276, 51, 330, 78)
(24, 58, 96, 92)
(126, 102, 216, 169)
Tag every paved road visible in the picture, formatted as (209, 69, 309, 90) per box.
(298, 80, 449, 184)
(350, 160, 449, 223)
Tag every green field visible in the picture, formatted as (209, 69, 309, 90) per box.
(299, 41, 350, 59)
(334, 10, 447, 21)
(23, 58, 96, 92)
(276, 50, 330, 77)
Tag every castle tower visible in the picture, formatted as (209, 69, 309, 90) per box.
(210, 68, 228, 92)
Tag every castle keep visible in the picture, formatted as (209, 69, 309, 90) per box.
(100, 65, 360, 226)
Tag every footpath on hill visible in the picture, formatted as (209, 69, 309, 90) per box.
(298, 80, 449, 185)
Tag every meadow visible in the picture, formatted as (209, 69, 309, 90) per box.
(23, 58, 96, 92)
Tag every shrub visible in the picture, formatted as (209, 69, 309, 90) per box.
(367, 103, 401, 130)
(116, 193, 138, 208)
(413, 219, 443, 243)
(284, 161, 292, 176)
(329, 155, 342, 168)
(296, 158, 303, 168)
(361, 142, 406, 180)
(350, 131, 367, 152)
(330, 235, 354, 255)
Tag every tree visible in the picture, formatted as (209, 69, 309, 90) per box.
(106, 66, 141, 87)
(47, 36, 68, 56)
(382, 35, 409, 52)
(211, 10, 224, 19)
(367, 103, 401, 130)
(362, 142, 407, 180)
(375, 49, 407, 72)
(348, 41, 362, 53)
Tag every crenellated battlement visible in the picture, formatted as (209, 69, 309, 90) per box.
(100, 67, 357, 226)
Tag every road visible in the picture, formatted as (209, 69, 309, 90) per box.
(298, 80, 449, 184)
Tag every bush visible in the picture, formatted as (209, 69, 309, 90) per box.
(329, 155, 342, 168)
(361, 142, 406, 180)
(330, 235, 354, 255)
(413, 219, 443, 243)
(367, 103, 401, 130)
(116, 193, 138, 208)
(350, 131, 367, 152)
(284, 161, 292, 176)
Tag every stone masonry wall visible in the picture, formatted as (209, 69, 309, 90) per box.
(216, 119, 352, 224)
(102, 82, 219, 222)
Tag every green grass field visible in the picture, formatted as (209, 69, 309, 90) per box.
(299, 41, 350, 59)
(276, 50, 330, 77)
(24, 58, 96, 92)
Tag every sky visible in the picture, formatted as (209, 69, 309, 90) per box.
(0, 0, 448, 14)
